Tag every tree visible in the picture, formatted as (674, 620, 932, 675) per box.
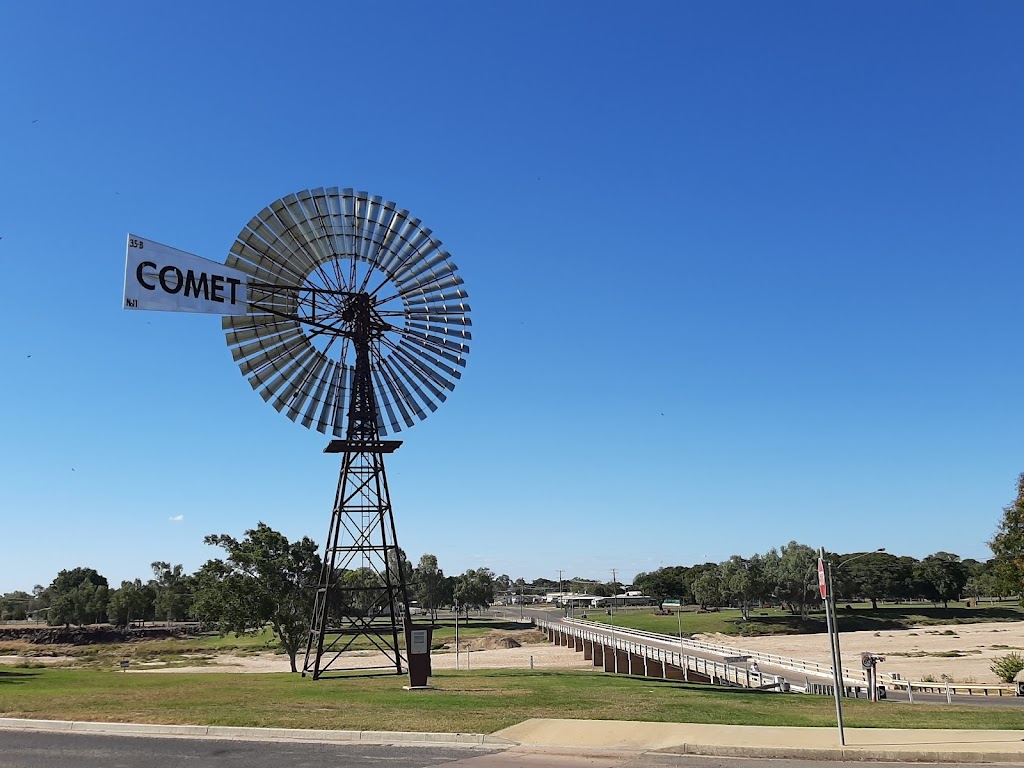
(772, 542, 819, 618)
(47, 567, 109, 626)
(841, 552, 909, 609)
(683, 563, 720, 606)
(691, 568, 722, 609)
(0, 591, 31, 621)
(386, 547, 414, 599)
(194, 523, 320, 673)
(107, 579, 154, 627)
(453, 568, 494, 614)
(150, 562, 192, 623)
(990, 472, 1024, 600)
(337, 567, 384, 617)
(411, 554, 450, 621)
(633, 566, 690, 604)
(919, 552, 968, 608)
(720, 556, 767, 620)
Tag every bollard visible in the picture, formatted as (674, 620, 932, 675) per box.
(530, 655, 534, 670)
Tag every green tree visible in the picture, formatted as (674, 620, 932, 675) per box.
(411, 554, 450, 621)
(772, 542, 819, 618)
(150, 561, 192, 622)
(919, 552, 968, 608)
(194, 523, 321, 673)
(453, 567, 494, 615)
(691, 568, 722, 609)
(633, 566, 690, 604)
(990, 472, 1024, 600)
(385, 547, 414, 599)
(841, 552, 909, 609)
(47, 567, 109, 626)
(337, 567, 385, 617)
(0, 591, 31, 621)
(720, 555, 767, 620)
(107, 579, 154, 627)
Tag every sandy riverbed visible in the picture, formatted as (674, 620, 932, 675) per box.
(4, 622, 1023, 683)
(130, 643, 597, 674)
(695, 621, 1024, 684)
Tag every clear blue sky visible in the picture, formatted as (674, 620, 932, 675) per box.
(1, 2, 1021, 593)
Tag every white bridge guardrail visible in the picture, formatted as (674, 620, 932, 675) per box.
(563, 617, 869, 687)
(535, 617, 806, 693)
(557, 617, 1018, 698)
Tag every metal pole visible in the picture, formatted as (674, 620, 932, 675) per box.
(821, 547, 845, 746)
(455, 598, 460, 671)
(827, 562, 845, 689)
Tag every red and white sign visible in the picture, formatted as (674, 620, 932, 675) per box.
(818, 558, 828, 600)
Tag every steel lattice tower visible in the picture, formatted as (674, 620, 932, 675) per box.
(303, 294, 412, 678)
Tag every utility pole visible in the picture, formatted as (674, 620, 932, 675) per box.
(610, 568, 618, 624)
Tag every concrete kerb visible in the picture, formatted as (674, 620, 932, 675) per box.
(4, 718, 1024, 762)
(0, 718, 513, 746)
(663, 744, 1024, 763)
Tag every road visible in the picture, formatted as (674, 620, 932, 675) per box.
(0, 731, 990, 768)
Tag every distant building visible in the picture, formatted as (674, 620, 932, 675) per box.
(590, 593, 657, 608)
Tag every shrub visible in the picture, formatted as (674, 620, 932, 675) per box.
(990, 652, 1024, 683)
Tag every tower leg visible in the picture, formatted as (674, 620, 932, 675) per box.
(302, 443, 412, 679)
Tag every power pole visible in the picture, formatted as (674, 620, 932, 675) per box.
(610, 568, 618, 623)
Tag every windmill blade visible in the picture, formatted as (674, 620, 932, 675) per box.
(383, 352, 445, 412)
(224, 187, 470, 437)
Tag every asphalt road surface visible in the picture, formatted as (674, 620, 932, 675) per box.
(0, 732, 999, 768)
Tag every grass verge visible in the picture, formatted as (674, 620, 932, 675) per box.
(0, 668, 1019, 733)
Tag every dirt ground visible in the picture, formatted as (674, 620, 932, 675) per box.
(4, 623, 1023, 683)
(0, 629, 595, 674)
(132, 642, 597, 674)
(695, 621, 1024, 684)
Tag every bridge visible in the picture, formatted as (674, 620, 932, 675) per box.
(526, 614, 1022, 705)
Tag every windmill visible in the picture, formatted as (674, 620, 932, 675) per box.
(124, 187, 471, 680)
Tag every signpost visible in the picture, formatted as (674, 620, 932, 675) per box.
(819, 551, 845, 745)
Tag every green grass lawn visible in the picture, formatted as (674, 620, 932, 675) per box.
(0, 667, 1018, 733)
(580, 602, 1024, 638)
